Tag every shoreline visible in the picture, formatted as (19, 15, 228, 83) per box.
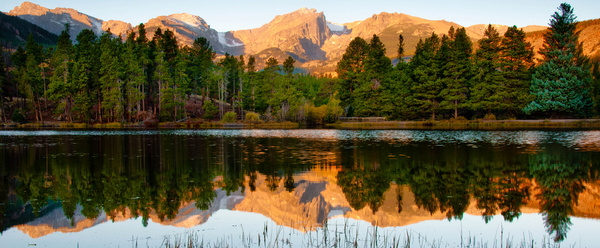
(2, 119, 600, 130)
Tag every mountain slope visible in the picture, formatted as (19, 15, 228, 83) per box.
(0, 11, 58, 48)
(8, 1, 131, 39)
(140, 13, 244, 55)
(232, 8, 331, 61)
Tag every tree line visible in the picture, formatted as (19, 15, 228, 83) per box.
(0, 3, 599, 123)
(336, 3, 600, 120)
(1, 23, 340, 124)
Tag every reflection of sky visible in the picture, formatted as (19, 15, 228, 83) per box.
(2, 210, 598, 247)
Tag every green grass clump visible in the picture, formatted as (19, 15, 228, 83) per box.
(59, 122, 89, 128)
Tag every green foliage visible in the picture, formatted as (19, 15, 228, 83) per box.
(222, 111, 237, 123)
(524, 3, 594, 118)
(244, 112, 260, 122)
(471, 25, 505, 116)
(409, 33, 441, 120)
(11, 108, 26, 123)
(202, 100, 218, 120)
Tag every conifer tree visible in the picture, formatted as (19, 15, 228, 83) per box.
(283, 56, 296, 76)
(439, 27, 473, 119)
(470, 25, 505, 117)
(409, 33, 441, 120)
(48, 24, 74, 121)
(524, 3, 594, 118)
(500, 26, 535, 117)
(99, 32, 123, 122)
(72, 29, 99, 122)
(336, 37, 369, 113)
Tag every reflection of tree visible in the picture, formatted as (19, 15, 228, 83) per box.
(337, 168, 390, 213)
(530, 150, 588, 242)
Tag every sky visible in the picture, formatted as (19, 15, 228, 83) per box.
(2, 0, 600, 32)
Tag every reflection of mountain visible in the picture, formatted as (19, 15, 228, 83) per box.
(14, 168, 600, 238)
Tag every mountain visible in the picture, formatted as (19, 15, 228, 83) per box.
(140, 13, 243, 55)
(6, 2, 600, 75)
(526, 18, 600, 62)
(466, 24, 547, 37)
(7, 1, 131, 40)
(0, 11, 58, 48)
(232, 8, 331, 61)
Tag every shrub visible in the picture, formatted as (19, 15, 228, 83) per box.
(245, 112, 260, 123)
(11, 108, 26, 123)
(222, 111, 237, 123)
(483, 113, 496, 120)
(202, 101, 218, 120)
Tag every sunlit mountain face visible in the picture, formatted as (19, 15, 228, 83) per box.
(0, 130, 599, 246)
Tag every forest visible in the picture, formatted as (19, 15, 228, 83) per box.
(0, 3, 599, 124)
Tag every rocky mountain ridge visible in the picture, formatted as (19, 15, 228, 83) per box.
(7, 1, 600, 75)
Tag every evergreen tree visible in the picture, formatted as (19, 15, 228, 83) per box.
(99, 32, 123, 122)
(439, 27, 473, 119)
(593, 62, 600, 114)
(409, 33, 441, 120)
(470, 25, 505, 116)
(500, 26, 535, 117)
(397, 34, 405, 60)
(354, 35, 392, 117)
(283, 56, 295, 76)
(336, 37, 369, 113)
(122, 34, 145, 122)
(188, 37, 215, 95)
(524, 3, 594, 118)
(48, 24, 74, 121)
(72, 29, 99, 122)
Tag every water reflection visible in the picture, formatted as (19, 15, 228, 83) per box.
(0, 130, 598, 243)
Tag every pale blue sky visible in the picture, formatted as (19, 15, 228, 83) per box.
(2, 0, 599, 31)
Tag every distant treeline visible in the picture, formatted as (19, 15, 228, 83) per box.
(0, 3, 599, 124)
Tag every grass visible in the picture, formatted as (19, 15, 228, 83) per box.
(142, 219, 566, 248)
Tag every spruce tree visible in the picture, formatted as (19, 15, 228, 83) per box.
(524, 3, 593, 118)
(283, 56, 296, 76)
(439, 27, 473, 119)
(409, 33, 441, 120)
(500, 26, 534, 117)
(336, 37, 369, 112)
(48, 24, 74, 121)
(470, 25, 505, 117)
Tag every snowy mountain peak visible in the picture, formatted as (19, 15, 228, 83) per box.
(168, 13, 210, 31)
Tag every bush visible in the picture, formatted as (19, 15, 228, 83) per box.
(202, 101, 218, 120)
(483, 113, 497, 120)
(11, 108, 26, 123)
(244, 112, 260, 123)
(222, 111, 237, 123)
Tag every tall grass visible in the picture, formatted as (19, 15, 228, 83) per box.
(148, 219, 564, 248)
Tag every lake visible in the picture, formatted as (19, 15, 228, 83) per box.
(0, 129, 599, 247)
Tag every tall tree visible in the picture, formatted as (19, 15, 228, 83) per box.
(439, 27, 473, 119)
(282, 56, 296, 76)
(470, 25, 505, 116)
(71, 29, 99, 122)
(500, 26, 535, 117)
(524, 3, 594, 118)
(48, 24, 74, 121)
(409, 33, 441, 120)
(336, 37, 369, 113)
(98, 32, 123, 122)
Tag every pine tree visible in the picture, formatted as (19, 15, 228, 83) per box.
(336, 37, 369, 113)
(283, 56, 295, 76)
(123, 35, 145, 122)
(470, 25, 505, 117)
(99, 32, 123, 122)
(524, 3, 594, 118)
(409, 33, 441, 120)
(439, 27, 473, 119)
(72, 29, 99, 122)
(593, 62, 600, 114)
(500, 26, 534, 117)
(48, 24, 74, 121)
(188, 37, 215, 95)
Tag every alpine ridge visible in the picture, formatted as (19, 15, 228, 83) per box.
(6, 1, 600, 75)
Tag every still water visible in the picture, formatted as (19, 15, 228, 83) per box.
(0, 129, 599, 247)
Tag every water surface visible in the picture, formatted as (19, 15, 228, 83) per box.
(0, 129, 598, 247)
